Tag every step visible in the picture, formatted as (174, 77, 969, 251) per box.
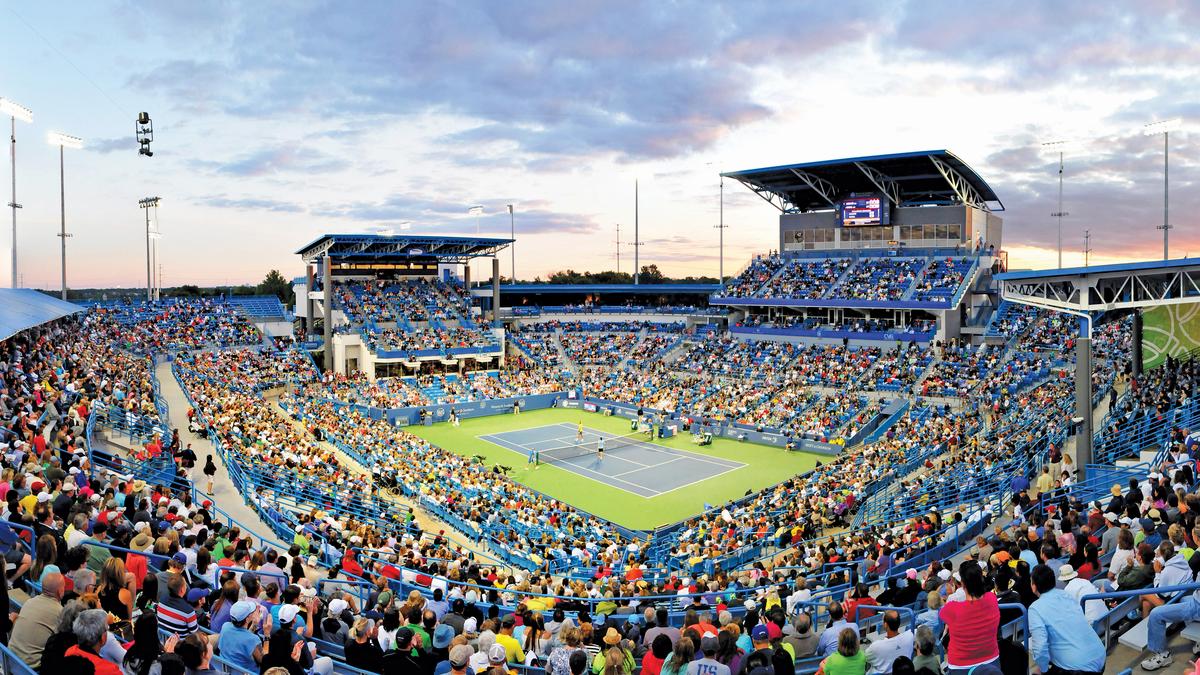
(1117, 615, 1149, 650)
(1180, 621, 1200, 643)
(1140, 449, 1160, 463)
(1114, 459, 1142, 468)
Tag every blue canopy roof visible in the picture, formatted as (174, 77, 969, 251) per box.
(499, 283, 721, 294)
(0, 289, 85, 341)
(722, 149, 1002, 213)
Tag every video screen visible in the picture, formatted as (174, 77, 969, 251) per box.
(838, 195, 888, 226)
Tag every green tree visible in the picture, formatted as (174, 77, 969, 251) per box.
(256, 269, 294, 306)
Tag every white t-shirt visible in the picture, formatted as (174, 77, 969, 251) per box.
(865, 630, 915, 675)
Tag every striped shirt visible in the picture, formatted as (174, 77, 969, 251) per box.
(157, 596, 199, 636)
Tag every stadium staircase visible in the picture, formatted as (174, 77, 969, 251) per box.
(614, 327, 650, 369)
(899, 258, 935, 301)
(819, 257, 859, 299)
(552, 327, 575, 370)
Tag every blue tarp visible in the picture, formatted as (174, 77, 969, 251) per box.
(0, 289, 85, 341)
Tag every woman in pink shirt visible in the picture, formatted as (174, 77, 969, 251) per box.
(939, 562, 999, 673)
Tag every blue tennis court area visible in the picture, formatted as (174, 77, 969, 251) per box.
(478, 423, 745, 497)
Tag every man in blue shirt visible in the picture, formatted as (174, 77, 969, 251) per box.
(1028, 565, 1105, 674)
(815, 601, 859, 658)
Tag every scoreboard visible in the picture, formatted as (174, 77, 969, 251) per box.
(838, 195, 888, 227)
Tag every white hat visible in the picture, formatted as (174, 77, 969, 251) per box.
(36, 493, 52, 503)
(61, 482, 76, 491)
(1104, 512, 1118, 523)
(301, 586, 317, 598)
(68, 467, 81, 475)
(133, 522, 148, 532)
(277, 604, 300, 623)
(328, 599, 349, 615)
(937, 569, 951, 581)
(173, 521, 187, 530)
(1058, 565, 1078, 581)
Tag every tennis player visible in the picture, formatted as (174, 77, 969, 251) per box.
(528, 447, 539, 468)
(597, 435, 605, 461)
(576, 420, 584, 443)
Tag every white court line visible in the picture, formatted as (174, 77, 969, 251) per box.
(649, 463, 747, 497)
(553, 422, 744, 470)
(612, 455, 683, 478)
(475, 431, 659, 496)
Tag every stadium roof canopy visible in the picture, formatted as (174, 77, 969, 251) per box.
(498, 283, 721, 294)
(722, 149, 1003, 214)
(0, 289, 85, 341)
(296, 234, 513, 264)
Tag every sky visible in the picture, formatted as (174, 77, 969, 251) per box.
(0, 0, 1197, 289)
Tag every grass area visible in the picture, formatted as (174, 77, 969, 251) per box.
(407, 407, 821, 530)
(1143, 303, 1200, 369)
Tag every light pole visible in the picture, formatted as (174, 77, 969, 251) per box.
(1041, 140, 1069, 268)
(507, 204, 515, 282)
(139, 197, 161, 301)
(714, 174, 727, 282)
(1144, 118, 1182, 260)
(47, 132, 82, 300)
(614, 223, 621, 274)
(1084, 229, 1091, 268)
(0, 98, 31, 289)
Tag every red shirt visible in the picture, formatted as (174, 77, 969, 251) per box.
(939, 593, 1000, 668)
(64, 645, 122, 675)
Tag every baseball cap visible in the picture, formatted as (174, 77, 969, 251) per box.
(488, 643, 507, 665)
(701, 634, 719, 652)
(766, 622, 782, 640)
(449, 644, 474, 668)
(171, 552, 188, 565)
(328, 599, 349, 616)
(463, 617, 478, 636)
(1103, 512, 1118, 522)
(229, 600, 257, 622)
(186, 588, 209, 603)
(751, 624, 769, 641)
(277, 604, 300, 623)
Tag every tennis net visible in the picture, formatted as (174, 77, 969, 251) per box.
(537, 429, 648, 463)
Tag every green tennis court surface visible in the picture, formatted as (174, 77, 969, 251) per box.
(406, 408, 822, 530)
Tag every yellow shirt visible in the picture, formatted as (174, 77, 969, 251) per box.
(495, 632, 525, 664)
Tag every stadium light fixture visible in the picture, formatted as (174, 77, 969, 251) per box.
(467, 205, 484, 234)
(1143, 118, 1182, 260)
(1041, 140, 1070, 268)
(0, 97, 32, 290)
(48, 132, 82, 300)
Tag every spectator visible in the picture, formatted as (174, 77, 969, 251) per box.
(816, 602, 859, 658)
(1028, 564, 1105, 674)
(63, 609, 121, 675)
(344, 618, 384, 673)
(911, 626, 941, 674)
(661, 638, 695, 675)
(865, 610, 914, 675)
(939, 562, 999, 673)
(642, 634, 673, 675)
(10, 570, 65, 668)
(690, 633, 732, 675)
(783, 613, 817, 658)
(157, 574, 199, 637)
(217, 600, 263, 673)
(815, 628, 865, 675)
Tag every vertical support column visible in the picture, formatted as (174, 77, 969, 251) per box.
(322, 257, 333, 372)
(305, 264, 315, 334)
(1075, 316, 1093, 480)
(492, 257, 501, 325)
(1132, 311, 1143, 377)
(463, 263, 472, 322)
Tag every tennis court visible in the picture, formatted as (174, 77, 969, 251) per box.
(478, 423, 745, 497)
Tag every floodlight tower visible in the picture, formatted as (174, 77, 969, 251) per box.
(1041, 140, 1069, 268)
(1144, 118, 1182, 260)
(139, 197, 161, 301)
(0, 98, 31, 289)
(48, 132, 83, 300)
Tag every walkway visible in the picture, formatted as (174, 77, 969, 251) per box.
(153, 360, 291, 550)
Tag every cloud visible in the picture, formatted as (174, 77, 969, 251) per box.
(124, 1, 887, 162)
(87, 136, 135, 155)
(311, 193, 599, 234)
(192, 145, 350, 177)
(205, 195, 305, 213)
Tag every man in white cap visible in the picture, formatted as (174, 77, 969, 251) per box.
(1099, 512, 1122, 555)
